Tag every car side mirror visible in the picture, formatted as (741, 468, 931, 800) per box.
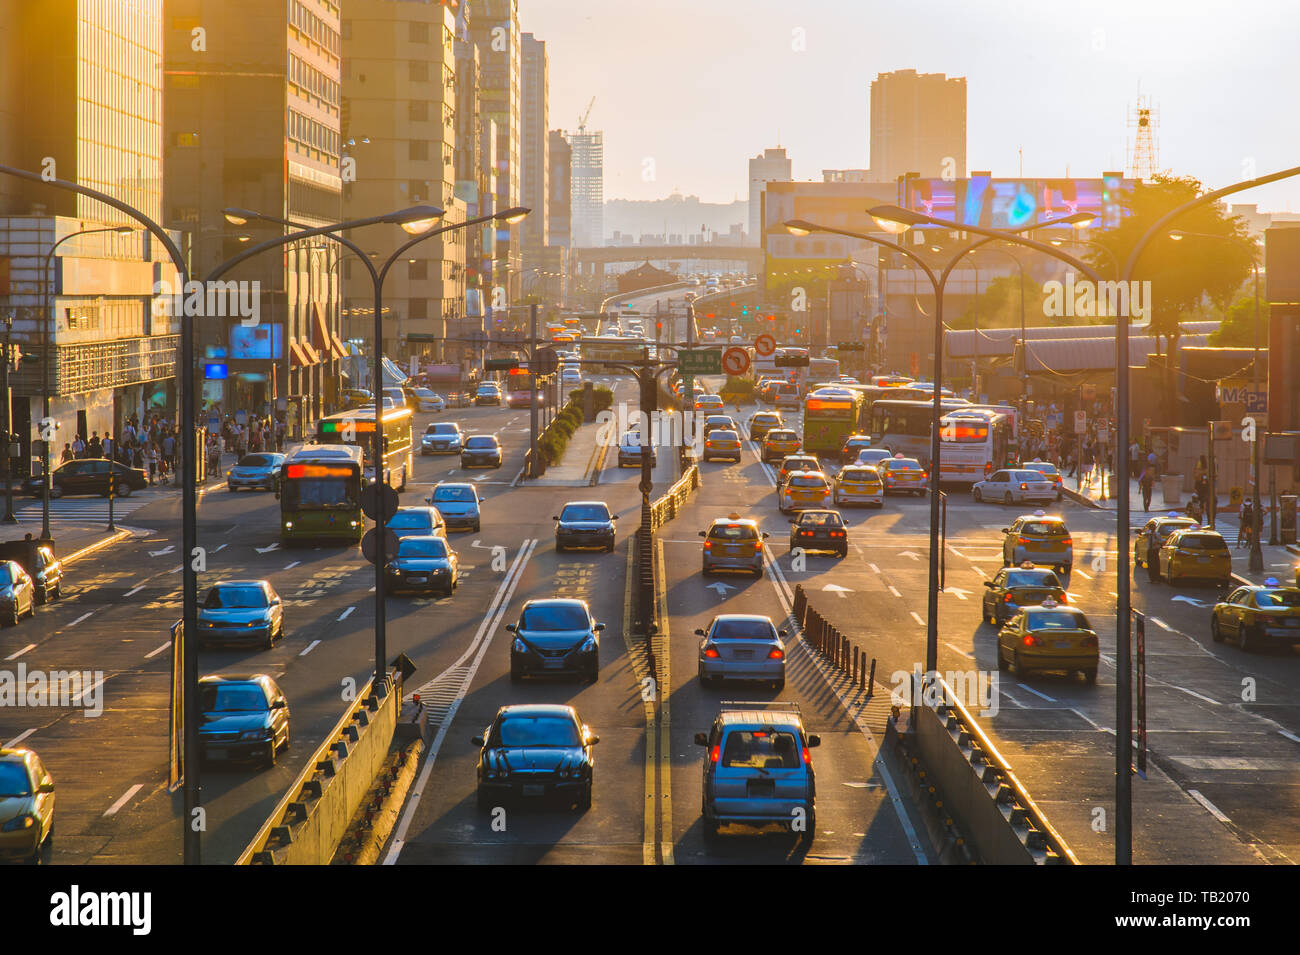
(594, 622, 606, 631)
(471, 735, 485, 747)
(698, 530, 706, 537)
(693, 732, 709, 746)
(552, 515, 560, 521)
(505, 623, 517, 632)
(762, 532, 770, 539)
(984, 581, 995, 588)
(807, 735, 821, 748)
(610, 514, 618, 520)
(789, 519, 797, 525)
(1000, 528, 1009, 534)
(694, 628, 706, 636)
(588, 735, 600, 745)
(778, 628, 789, 638)
(38, 782, 54, 794)
(271, 699, 286, 710)
(271, 596, 282, 604)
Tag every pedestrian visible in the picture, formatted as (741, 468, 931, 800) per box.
(72, 433, 85, 458)
(145, 442, 157, 485)
(1238, 500, 1255, 548)
(102, 432, 114, 461)
(87, 432, 102, 458)
(162, 431, 177, 479)
(1129, 439, 1141, 476)
(1194, 470, 1210, 512)
(1139, 465, 1155, 512)
(60, 442, 73, 464)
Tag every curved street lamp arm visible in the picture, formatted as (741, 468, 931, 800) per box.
(1121, 165, 1300, 282)
(205, 212, 421, 284)
(380, 211, 503, 283)
(784, 221, 940, 291)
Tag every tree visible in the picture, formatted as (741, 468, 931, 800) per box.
(1207, 292, 1268, 348)
(1084, 174, 1252, 419)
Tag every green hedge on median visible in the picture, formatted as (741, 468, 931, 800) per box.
(538, 386, 614, 465)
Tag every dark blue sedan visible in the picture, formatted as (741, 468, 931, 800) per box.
(472, 704, 599, 811)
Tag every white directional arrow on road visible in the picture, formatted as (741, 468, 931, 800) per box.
(898, 551, 922, 561)
(943, 586, 971, 601)
(706, 582, 734, 597)
(255, 543, 280, 554)
(822, 583, 854, 598)
(149, 545, 174, 558)
(1172, 595, 1209, 608)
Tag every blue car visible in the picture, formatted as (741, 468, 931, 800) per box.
(428, 482, 482, 532)
(472, 704, 599, 811)
(226, 452, 285, 492)
(198, 674, 291, 768)
(198, 580, 284, 650)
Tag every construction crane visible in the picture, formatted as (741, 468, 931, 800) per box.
(577, 96, 595, 133)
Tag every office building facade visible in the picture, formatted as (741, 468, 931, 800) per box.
(869, 69, 967, 184)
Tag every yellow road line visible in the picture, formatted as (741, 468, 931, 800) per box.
(655, 536, 674, 865)
(63, 528, 134, 565)
(621, 538, 656, 864)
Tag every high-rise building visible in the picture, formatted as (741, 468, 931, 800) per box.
(453, 28, 489, 360)
(570, 130, 604, 247)
(0, 0, 182, 466)
(748, 147, 792, 247)
(869, 69, 966, 184)
(341, 0, 461, 361)
(469, 0, 523, 308)
(548, 130, 571, 249)
(520, 33, 549, 285)
(164, 0, 345, 434)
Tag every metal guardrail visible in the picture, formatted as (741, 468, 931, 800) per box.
(236, 672, 397, 865)
(650, 464, 700, 531)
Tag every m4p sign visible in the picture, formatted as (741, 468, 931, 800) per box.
(1216, 379, 1267, 413)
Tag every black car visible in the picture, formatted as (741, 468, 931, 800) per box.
(460, 434, 503, 468)
(385, 535, 459, 597)
(26, 458, 147, 498)
(788, 509, 848, 557)
(472, 704, 598, 811)
(554, 501, 617, 553)
(197, 674, 291, 768)
(507, 598, 604, 683)
(0, 538, 62, 604)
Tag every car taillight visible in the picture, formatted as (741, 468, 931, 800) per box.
(704, 645, 720, 658)
(1020, 482, 1028, 490)
(800, 530, 813, 537)
(802, 746, 811, 766)
(1062, 537, 1072, 546)
(706, 441, 715, 448)
(1004, 594, 1014, 603)
(1057, 592, 1068, 603)
(1018, 537, 1031, 545)
(1022, 634, 1039, 646)
(703, 541, 712, 550)
(1082, 635, 1098, 646)
(768, 648, 784, 659)
(754, 540, 763, 552)
(830, 530, 844, 538)
(710, 744, 720, 764)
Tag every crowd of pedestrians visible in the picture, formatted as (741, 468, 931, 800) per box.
(58, 413, 181, 486)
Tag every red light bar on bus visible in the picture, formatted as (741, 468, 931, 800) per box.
(805, 399, 852, 412)
(941, 424, 989, 440)
(286, 464, 356, 479)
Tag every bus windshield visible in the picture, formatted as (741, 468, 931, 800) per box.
(283, 475, 358, 510)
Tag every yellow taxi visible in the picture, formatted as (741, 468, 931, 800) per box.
(981, 563, 1068, 626)
(779, 470, 832, 514)
(832, 465, 884, 507)
(762, 429, 801, 462)
(1211, 580, 1300, 652)
(880, 455, 929, 496)
(777, 454, 820, 486)
(702, 429, 743, 463)
(1001, 512, 1073, 576)
(695, 394, 725, 412)
(1134, 514, 1199, 573)
(1156, 528, 1232, 586)
(996, 600, 1099, 684)
(749, 411, 784, 441)
(700, 514, 769, 578)
(0, 747, 55, 863)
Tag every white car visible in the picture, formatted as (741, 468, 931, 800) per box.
(972, 468, 1058, 505)
(411, 387, 446, 413)
(617, 431, 657, 468)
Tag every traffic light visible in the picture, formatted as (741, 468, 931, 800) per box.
(639, 373, 659, 413)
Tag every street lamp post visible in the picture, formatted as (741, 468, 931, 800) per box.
(1170, 230, 1266, 572)
(2, 310, 15, 524)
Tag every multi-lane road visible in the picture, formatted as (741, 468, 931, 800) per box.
(2, 315, 1295, 865)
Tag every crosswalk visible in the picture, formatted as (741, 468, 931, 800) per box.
(7, 489, 164, 528)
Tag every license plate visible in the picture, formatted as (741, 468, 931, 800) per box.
(734, 650, 753, 660)
(407, 575, 427, 584)
(543, 659, 564, 669)
(747, 780, 775, 798)
(207, 748, 227, 759)
(1055, 640, 1072, 649)
(522, 784, 545, 797)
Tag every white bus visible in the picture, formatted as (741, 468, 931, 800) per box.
(868, 397, 974, 468)
(939, 409, 1012, 484)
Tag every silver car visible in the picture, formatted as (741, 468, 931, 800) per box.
(973, 468, 1057, 505)
(696, 614, 788, 689)
(427, 482, 482, 532)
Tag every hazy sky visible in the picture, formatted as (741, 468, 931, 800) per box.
(524, 0, 1300, 212)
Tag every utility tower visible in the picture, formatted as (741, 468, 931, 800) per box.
(1126, 95, 1159, 180)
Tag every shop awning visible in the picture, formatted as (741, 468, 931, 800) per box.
(311, 302, 332, 354)
(289, 341, 311, 368)
(329, 332, 347, 361)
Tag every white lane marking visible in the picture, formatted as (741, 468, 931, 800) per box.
(125, 584, 145, 597)
(212, 543, 228, 554)
(1175, 686, 1220, 706)
(145, 641, 171, 659)
(4, 728, 36, 748)
(888, 585, 902, 598)
(386, 539, 538, 864)
(169, 565, 182, 574)
(971, 566, 986, 578)
(868, 563, 880, 574)
(104, 783, 144, 817)
(70, 674, 105, 707)
(6, 643, 35, 661)
(299, 640, 321, 657)
(1187, 789, 1231, 824)
(1150, 617, 1173, 631)
(1073, 569, 1092, 580)
(1280, 730, 1300, 744)
(284, 561, 301, 570)
(947, 545, 966, 558)
(337, 606, 355, 622)
(68, 612, 94, 627)
(944, 641, 974, 659)
(909, 611, 925, 627)
(1016, 684, 1057, 703)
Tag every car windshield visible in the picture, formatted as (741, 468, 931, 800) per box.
(397, 538, 448, 558)
(785, 459, 816, 470)
(519, 604, 589, 631)
(709, 524, 757, 541)
(1025, 610, 1089, 630)
(789, 475, 826, 488)
(887, 460, 920, 471)
(388, 511, 433, 529)
(1256, 589, 1300, 608)
(432, 486, 475, 503)
(1157, 522, 1195, 538)
(427, 424, 459, 435)
(858, 450, 890, 462)
(1178, 534, 1228, 551)
(204, 586, 268, 609)
(768, 431, 796, 441)
(1027, 463, 1059, 475)
(237, 454, 274, 468)
(1022, 522, 1067, 537)
(466, 437, 497, 449)
(711, 430, 738, 441)
(711, 618, 777, 639)
(799, 511, 841, 526)
(1006, 571, 1060, 588)
(0, 761, 32, 796)
(841, 469, 876, 481)
(721, 730, 802, 769)
(200, 684, 268, 713)
(1015, 471, 1050, 482)
(561, 504, 610, 522)
(493, 722, 582, 748)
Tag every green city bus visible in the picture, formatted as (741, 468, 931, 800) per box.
(801, 390, 865, 455)
(279, 445, 365, 544)
(315, 406, 414, 491)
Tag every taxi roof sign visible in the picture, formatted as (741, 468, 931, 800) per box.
(1264, 577, 1279, 587)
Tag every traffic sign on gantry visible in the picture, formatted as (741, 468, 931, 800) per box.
(679, 348, 722, 376)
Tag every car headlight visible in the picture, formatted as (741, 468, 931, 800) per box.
(512, 638, 527, 654)
(240, 728, 270, 741)
(578, 636, 597, 653)
(1, 814, 36, 832)
(284, 521, 293, 529)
